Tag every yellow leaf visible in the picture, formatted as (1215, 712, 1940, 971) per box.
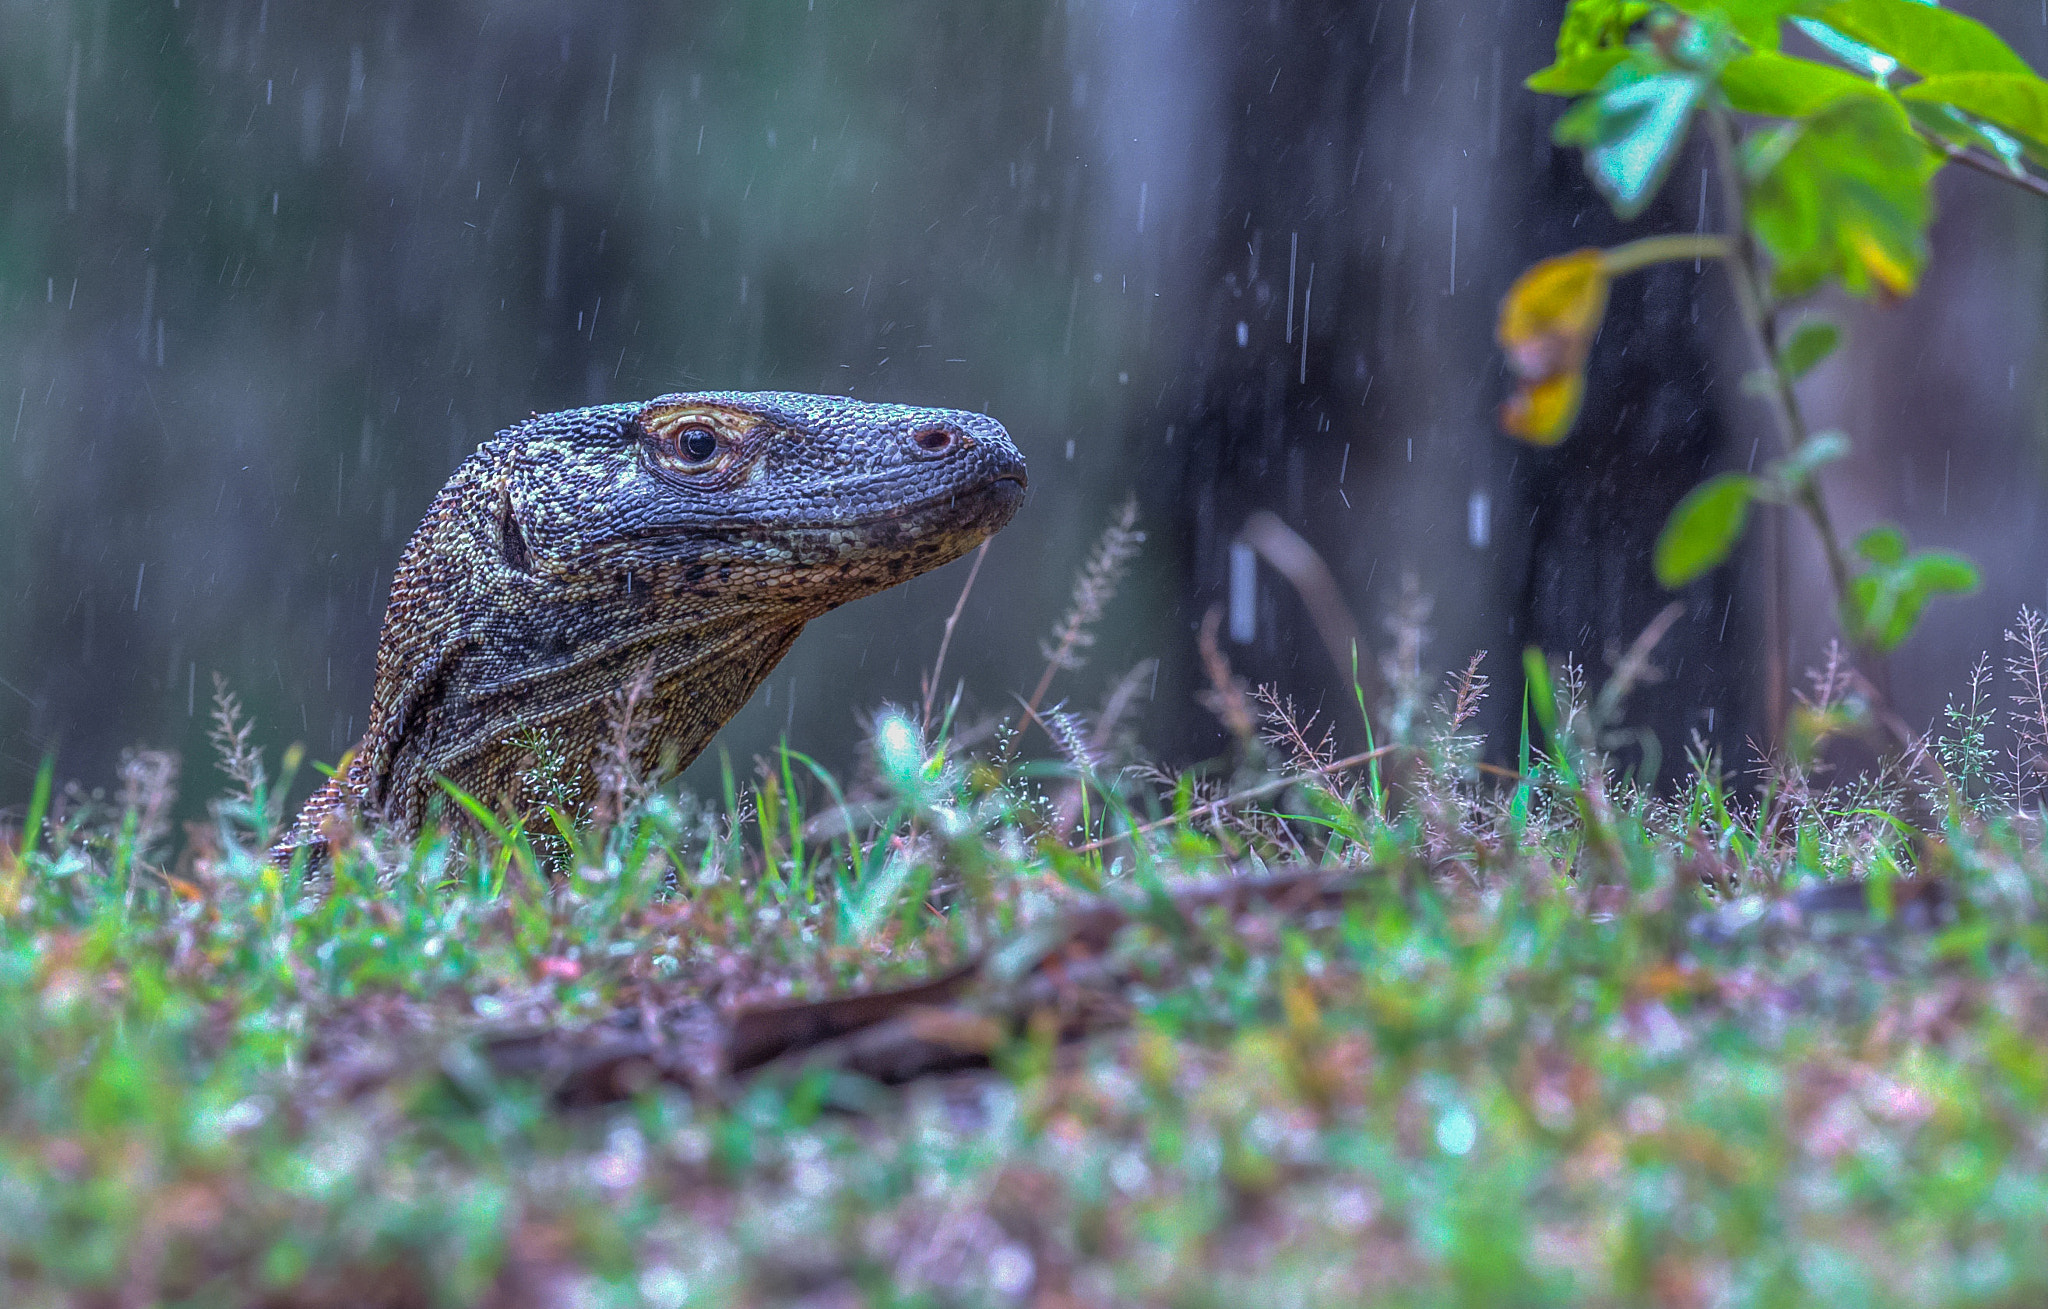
(1281, 980, 1322, 1034)
(1847, 228, 1915, 298)
(1502, 372, 1588, 446)
(1499, 249, 1612, 363)
(1632, 961, 1706, 1000)
(1497, 249, 1612, 445)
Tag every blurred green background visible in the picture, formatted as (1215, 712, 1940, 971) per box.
(0, 0, 1160, 805)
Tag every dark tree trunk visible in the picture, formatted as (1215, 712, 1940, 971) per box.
(1144, 0, 1758, 780)
(1504, 146, 1759, 782)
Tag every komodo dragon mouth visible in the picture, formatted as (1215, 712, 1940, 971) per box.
(272, 391, 1028, 865)
(616, 466, 1027, 548)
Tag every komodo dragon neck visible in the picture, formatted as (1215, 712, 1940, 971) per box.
(274, 391, 1027, 863)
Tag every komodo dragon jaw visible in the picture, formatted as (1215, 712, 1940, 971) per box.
(273, 391, 1027, 864)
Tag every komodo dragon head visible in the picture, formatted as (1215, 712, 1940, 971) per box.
(275, 391, 1027, 862)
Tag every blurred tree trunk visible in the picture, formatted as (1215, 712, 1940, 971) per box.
(1145, 0, 1758, 779)
(1506, 136, 1759, 778)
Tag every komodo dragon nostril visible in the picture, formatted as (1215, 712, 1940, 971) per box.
(911, 427, 957, 455)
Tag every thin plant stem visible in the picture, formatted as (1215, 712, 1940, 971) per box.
(1921, 133, 2048, 203)
(1703, 114, 1838, 551)
(1704, 108, 1867, 722)
(1765, 492, 1790, 743)
(1600, 232, 1731, 275)
(1025, 647, 1065, 723)
(921, 539, 989, 730)
(1705, 107, 1933, 756)
(1024, 498, 1142, 724)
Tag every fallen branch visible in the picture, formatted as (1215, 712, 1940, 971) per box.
(1070, 744, 1396, 854)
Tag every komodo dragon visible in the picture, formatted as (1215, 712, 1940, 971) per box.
(273, 391, 1027, 865)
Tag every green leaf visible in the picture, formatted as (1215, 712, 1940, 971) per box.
(1522, 647, 1560, 735)
(1746, 94, 1938, 297)
(1856, 524, 1907, 564)
(1804, 0, 2035, 78)
(843, 853, 918, 944)
(436, 779, 514, 844)
(1556, 65, 1709, 219)
(1901, 73, 2048, 154)
(1781, 429, 1850, 481)
(1863, 583, 1925, 651)
(1668, 0, 1794, 52)
(1777, 319, 1841, 378)
(1843, 570, 1894, 646)
(1902, 549, 1982, 595)
(1904, 99, 2038, 175)
(1768, 430, 1851, 498)
(1552, 0, 1657, 63)
(1720, 51, 1883, 116)
(1843, 531, 1977, 652)
(1790, 18, 1898, 81)
(1531, 0, 1655, 94)
(1974, 120, 2034, 172)
(1655, 473, 1760, 588)
(1528, 49, 1631, 94)
(22, 753, 53, 859)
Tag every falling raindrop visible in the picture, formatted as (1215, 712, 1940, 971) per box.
(1467, 490, 1491, 548)
(1228, 542, 1257, 645)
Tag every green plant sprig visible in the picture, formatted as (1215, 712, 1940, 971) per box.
(1503, 0, 2048, 732)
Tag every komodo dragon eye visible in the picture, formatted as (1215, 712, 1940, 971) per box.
(676, 424, 720, 464)
(643, 409, 747, 482)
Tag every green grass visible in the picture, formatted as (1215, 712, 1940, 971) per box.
(5, 647, 2048, 1309)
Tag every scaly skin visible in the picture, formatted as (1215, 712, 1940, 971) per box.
(274, 391, 1027, 863)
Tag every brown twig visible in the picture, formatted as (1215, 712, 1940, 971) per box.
(1194, 605, 1257, 744)
(1923, 133, 2048, 202)
(1476, 760, 1554, 787)
(1070, 743, 1396, 855)
(1238, 510, 1366, 687)
(1593, 601, 1684, 727)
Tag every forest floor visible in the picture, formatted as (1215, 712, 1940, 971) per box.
(5, 634, 2048, 1308)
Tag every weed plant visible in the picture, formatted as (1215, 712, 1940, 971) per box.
(6, 579, 2048, 1305)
